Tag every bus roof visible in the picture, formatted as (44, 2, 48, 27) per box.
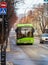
(17, 24, 33, 27)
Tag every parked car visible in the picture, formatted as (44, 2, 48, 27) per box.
(40, 33, 48, 44)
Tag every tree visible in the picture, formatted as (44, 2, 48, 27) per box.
(32, 4, 48, 33)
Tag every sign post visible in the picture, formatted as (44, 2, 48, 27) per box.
(44, 0, 48, 3)
(0, 2, 7, 15)
(0, 2, 7, 65)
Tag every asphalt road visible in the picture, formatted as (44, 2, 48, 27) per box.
(0, 31, 48, 65)
(6, 34, 48, 65)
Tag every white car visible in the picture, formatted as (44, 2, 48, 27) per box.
(40, 33, 48, 43)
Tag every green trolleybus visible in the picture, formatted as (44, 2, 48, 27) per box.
(15, 24, 34, 45)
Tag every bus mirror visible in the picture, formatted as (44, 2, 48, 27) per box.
(32, 28, 35, 33)
(15, 29, 17, 32)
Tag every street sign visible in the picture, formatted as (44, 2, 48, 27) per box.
(44, 0, 48, 3)
(0, 8, 7, 15)
(0, 2, 7, 8)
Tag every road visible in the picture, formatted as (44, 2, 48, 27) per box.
(0, 31, 48, 65)
(6, 31, 48, 65)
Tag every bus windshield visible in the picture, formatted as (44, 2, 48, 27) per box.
(16, 27, 34, 39)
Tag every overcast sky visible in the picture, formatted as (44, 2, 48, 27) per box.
(14, 0, 44, 17)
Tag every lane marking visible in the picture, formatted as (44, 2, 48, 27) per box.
(40, 45, 48, 50)
(40, 54, 47, 58)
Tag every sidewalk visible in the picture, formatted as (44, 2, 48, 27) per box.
(6, 38, 10, 52)
(0, 62, 13, 65)
(6, 42, 10, 52)
(0, 38, 10, 52)
(6, 62, 13, 65)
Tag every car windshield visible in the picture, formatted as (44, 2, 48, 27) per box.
(42, 34, 48, 37)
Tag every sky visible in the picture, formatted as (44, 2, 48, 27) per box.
(14, 0, 44, 17)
